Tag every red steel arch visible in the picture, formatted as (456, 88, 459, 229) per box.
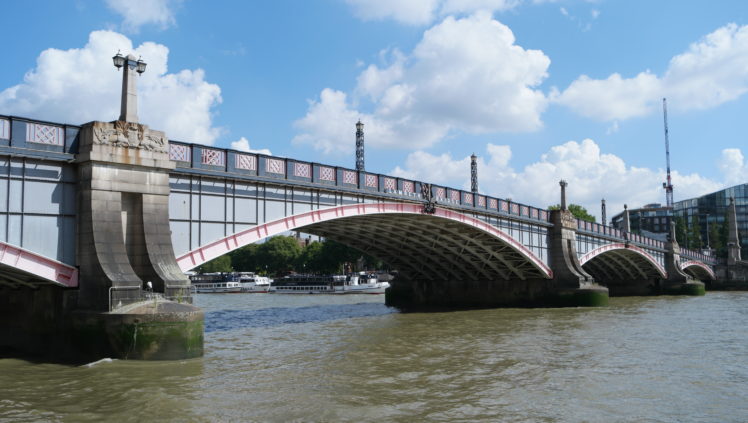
(176, 202, 552, 280)
(0, 241, 78, 288)
(579, 242, 667, 279)
(680, 260, 716, 280)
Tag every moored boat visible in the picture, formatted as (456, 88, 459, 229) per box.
(237, 272, 272, 293)
(189, 272, 242, 293)
(269, 272, 390, 294)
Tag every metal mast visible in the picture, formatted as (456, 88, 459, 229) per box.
(470, 153, 478, 193)
(662, 98, 674, 208)
(355, 120, 365, 171)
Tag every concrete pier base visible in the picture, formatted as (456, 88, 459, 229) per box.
(0, 286, 203, 362)
(661, 280, 706, 296)
(70, 300, 204, 361)
(385, 278, 608, 310)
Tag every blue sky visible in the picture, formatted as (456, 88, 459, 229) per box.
(2, 0, 748, 219)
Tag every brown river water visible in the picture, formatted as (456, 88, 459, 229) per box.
(1, 291, 747, 422)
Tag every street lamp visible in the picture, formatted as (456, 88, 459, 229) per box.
(113, 51, 147, 123)
(112, 51, 125, 69)
(705, 213, 710, 250)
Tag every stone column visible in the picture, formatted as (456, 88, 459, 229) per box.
(601, 199, 607, 226)
(622, 204, 631, 233)
(76, 120, 191, 310)
(119, 54, 140, 123)
(662, 221, 705, 295)
(548, 181, 608, 305)
(727, 197, 742, 265)
(72, 120, 203, 360)
(559, 180, 568, 210)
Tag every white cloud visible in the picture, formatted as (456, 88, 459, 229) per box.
(294, 14, 550, 154)
(345, 0, 518, 25)
(718, 148, 748, 185)
(105, 0, 182, 32)
(0, 30, 222, 145)
(557, 23, 748, 121)
(230, 137, 272, 155)
(345, 0, 439, 26)
(392, 139, 725, 219)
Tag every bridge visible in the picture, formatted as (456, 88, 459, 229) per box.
(0, 56, 720, 360)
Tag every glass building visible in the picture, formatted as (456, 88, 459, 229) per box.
(610, 203, 672, 235)
(672, 183, 748, 258)
(610, 183, 748, 258)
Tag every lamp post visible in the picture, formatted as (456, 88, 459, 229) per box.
(704, 213, 710, 250)
(112, 51, 147, 123)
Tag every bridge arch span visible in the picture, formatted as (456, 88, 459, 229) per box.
(680, 260, 715, 281)
(0, 241, 78, 288)
(579, 243, 667, 282)
(177, 202, 552, 281)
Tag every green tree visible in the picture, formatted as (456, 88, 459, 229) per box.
(708, 218, 721, 251)
(197, 254, 232, 273)
(548, 203, 596, 223)
(688, 215, 703, 249)
(229, 243, 260, 272)
(717, 211, 730, 259)
(674, 216, 688, 245)
(295, 240, 325, 273)
(256, 236, 302, 275)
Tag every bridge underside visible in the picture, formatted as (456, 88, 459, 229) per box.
(681, 262, 716, 282)
(582, 249, 666, 296)
(299, 213, 548, 282)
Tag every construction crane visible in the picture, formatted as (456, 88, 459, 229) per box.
(662, 97, 674, 208)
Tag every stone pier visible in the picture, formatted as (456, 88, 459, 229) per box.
(70, 119, 203, 360)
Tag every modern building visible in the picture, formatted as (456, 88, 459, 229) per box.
(672, 183, 748, 258)
(611, 183, 748, 258)
(610, 203, 672, 234)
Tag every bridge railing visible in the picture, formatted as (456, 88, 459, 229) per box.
(679, 248, 718, 265)
(576, 218, 667, 250)
(167, 141, 553, 225)
(0, 115, 80, 157)
(0, 114, 554, 226)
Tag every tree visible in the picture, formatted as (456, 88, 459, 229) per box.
(688, 215, 703, 249)
(548, 203, 596, 223)
(708, 219, 721, 251)
(674, 216, 688, 246)
(197, 255, 232, 273)
(256, 236, 302, 275)
(230, 243, 260, 272)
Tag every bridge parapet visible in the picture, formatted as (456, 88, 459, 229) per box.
(679, 247, 718, 265)
(166, 140, 552, 225)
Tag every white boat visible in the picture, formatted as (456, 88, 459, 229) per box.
(190, 280, 242, 293)
(237, 272, 272, 293)
(269, 272, 390, 294)
(189, 273, 242, 293)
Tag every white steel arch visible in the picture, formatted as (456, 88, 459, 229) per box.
(680, 260, 716, 280)
(176, 202, 552, 280)
(579, 242, 668, 280)
(0, 241, 78, 288)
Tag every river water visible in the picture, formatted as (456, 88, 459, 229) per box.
(1, 292, 747, 422)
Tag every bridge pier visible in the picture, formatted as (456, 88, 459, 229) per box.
(662, 227, 705, 296)
(69, 120, 204, 360)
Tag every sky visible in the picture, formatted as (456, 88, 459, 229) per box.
(2, 0, 748, 220)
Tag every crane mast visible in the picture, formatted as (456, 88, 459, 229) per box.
(662, 98, 674, 208)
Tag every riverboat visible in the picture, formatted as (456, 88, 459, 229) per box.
(189, 273, 242, 293)
(237, 272, 272, 293)
(269, 272, 390, 294)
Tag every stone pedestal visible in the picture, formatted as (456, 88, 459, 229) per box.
(73, 120, 203, 360)
(662, 236, 705, 296)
